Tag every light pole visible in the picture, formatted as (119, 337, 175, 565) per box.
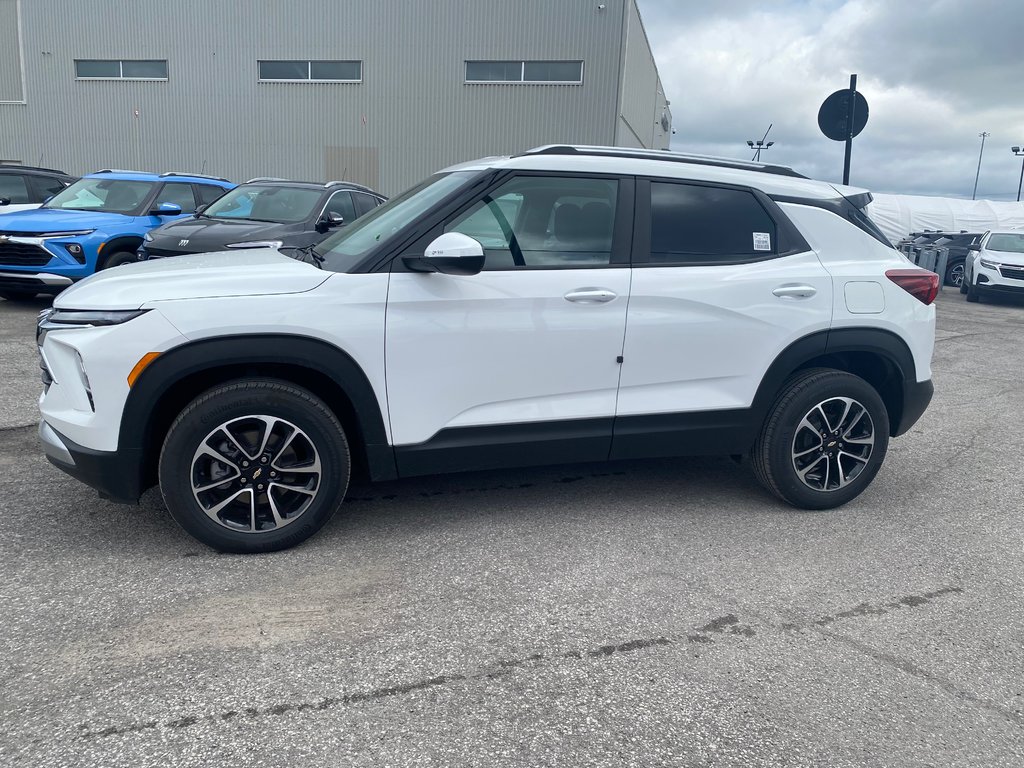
(973, 131, 990, 200)
(746, 123, 774, 162)
(1013, 146, 1024, 202)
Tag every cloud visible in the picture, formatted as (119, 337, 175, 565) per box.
(640, 0, 1024, 199)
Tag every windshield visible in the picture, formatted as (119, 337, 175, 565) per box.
(986, 233, 1024, 254)
(45, 178, 154, 214)
(318, 171, 480, 271)
(205, 185, 323, 223)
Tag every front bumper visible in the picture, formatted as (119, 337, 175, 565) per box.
(39, 420, 143, 503)
(893, 379, 934, 437)
(0, 270, 74, 293)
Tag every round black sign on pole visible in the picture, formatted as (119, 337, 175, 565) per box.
(818, 89, 869, 141)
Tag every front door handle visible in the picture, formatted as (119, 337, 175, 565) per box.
(772, 284, 818, 299)
(564, 288, 617, 304)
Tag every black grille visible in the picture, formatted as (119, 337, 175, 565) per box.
(999, 265, 1024, 281)
(142, 246, 187, 259)
(0, 241, 53, 266)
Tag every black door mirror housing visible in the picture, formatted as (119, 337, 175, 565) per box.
(193, 204, 208, 218)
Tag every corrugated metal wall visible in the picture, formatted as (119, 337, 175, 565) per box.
(616, 0, 671, 150)
(0, 0, 24, 103)
(0, 0, 669, 194)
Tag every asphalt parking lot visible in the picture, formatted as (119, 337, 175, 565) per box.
(2, 289, 1023, 768)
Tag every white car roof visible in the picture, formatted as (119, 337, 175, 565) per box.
(441, 145, 867, 201)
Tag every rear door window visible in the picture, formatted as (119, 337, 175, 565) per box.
(28, 175, 68, 201)
(646, 182, 777, 264)
(324, 191, 357, 222)
(352, 191, 381, 217)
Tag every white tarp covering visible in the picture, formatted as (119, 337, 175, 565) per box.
(866, 193, 1024, 244)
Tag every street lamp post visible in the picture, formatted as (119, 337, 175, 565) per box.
(746, 123, 774, 162)
(1013, 146, 1024, 203)
(973, 131, 990, 200)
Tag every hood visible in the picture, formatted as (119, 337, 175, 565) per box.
(0, 203, 42, 215)
(149, 216, 294, 253)
(0, 207, 126, 233)
(984, 248, 1024, 267)
(55, 250, 331, 310)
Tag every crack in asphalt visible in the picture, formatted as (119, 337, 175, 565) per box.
(76, 586, 969, 741)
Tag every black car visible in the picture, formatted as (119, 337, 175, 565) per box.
(898, 230, 981, 287)
(0, 164, 76, 211)
(139, 179, 386, 260)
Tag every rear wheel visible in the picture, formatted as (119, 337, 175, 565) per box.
(945, 258, 965, 287)
(751, 369, 889, 509)
(159, 379, 351, 553)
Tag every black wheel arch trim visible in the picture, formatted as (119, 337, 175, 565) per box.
(750, 327, 922, 437)
(101, 235, 146, 263)
(121, 334, 396, 494)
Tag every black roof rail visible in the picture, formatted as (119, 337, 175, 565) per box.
(94, 168, 149, 174)
(517, 144, 809, 179)
(0, 163, 71, 176)
(159, 171, 231, 182)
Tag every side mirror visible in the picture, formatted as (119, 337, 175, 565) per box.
(403, 232, 484, 276)
(193, 204, 208, 218)
(0, 197, 9, 206)
(967, 243, 982, 251)
(150, 202, 183, 216)
(318, 211, 345, 231)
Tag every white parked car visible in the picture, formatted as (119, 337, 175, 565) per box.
(36, 146, 938, 553)
(962, 229, 1024, 302)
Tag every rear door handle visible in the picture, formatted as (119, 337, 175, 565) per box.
(772, 284, 817, 299)
(564, 288, 617, 304)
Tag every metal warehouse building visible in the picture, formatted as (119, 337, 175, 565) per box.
(0, 0, 672, 195)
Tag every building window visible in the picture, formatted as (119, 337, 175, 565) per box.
(258, 60, 362, 82)
(75, 60, 168, 80)
(465, 60, 583, 84)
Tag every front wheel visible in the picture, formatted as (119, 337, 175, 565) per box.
(103, 250, 138, 269)
(159, 379, 351, 553)
(965, 276, 980, 302)
(751, 369, 889, 509)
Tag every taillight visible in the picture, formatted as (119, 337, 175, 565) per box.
(886, 269, 939, 305)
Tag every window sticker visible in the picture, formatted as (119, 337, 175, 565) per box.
(753, 232, 771, 251)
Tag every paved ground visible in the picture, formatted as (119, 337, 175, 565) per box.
(1, 289, 1023, 768)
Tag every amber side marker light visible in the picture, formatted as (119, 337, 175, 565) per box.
(127, 352, 161, 387)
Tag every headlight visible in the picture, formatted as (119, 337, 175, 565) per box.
(143, 232, 153, 242)
(39, 230, 95, 238)
(225, 240, 284, 249)
(46, 309, 149, 326)
(979, 258, 999, 269)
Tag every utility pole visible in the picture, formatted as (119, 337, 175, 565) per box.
(1012, 146, 1024, 202)
(973, 132, 990, 200)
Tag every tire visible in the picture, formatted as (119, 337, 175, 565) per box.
(159, 379, 351, 553)
(959, 274, 969, 294)
(751, 368, 889, 510)
(103, 250, 138, 269)
(945, 258, 965, 288)
(966, 276, 980, 302)
(0, 289, 38, 301)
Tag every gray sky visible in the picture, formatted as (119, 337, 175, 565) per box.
(640, 0, 1024, 199)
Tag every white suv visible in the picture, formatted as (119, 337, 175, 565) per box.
(36, 146, 937, 553)
(962, 229, 1024, 302)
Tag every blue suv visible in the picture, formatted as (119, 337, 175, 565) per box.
(0, 170, 234, 300)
